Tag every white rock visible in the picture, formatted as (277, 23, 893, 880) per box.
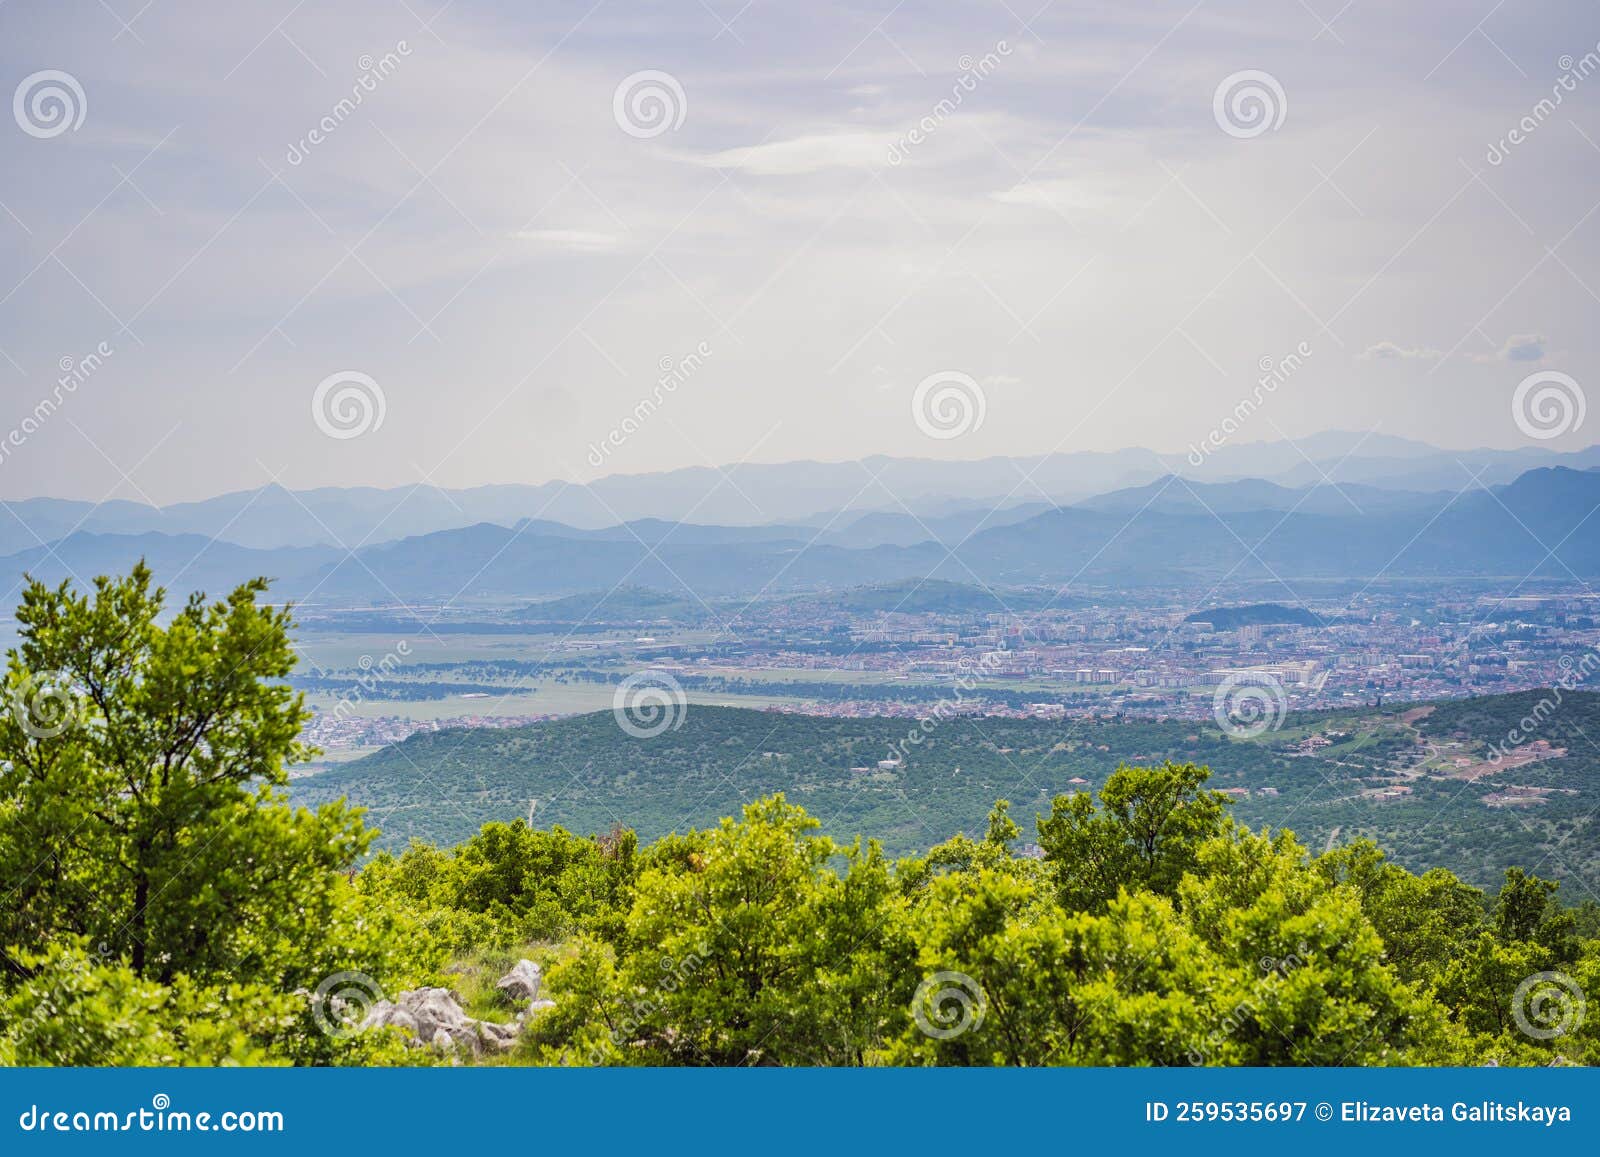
(495, 959, 544, 1002)
(361, 986, 521, 1055)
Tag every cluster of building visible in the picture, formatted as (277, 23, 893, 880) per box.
(291, 586, 1600, 748)
(686, 586, 1600, 723)
(300, 710, 550, 757)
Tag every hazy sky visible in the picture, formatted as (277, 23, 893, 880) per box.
(1, 0, 1597, 503)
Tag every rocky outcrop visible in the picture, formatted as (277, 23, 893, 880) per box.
(354, 962, 556, 1055)
(361, 987, 520, 1055)
(495, 959, 544, 1002)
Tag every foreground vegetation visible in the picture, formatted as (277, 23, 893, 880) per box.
(2, 568, 1596, 1066)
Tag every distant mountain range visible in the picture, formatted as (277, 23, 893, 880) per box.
(4, 436, 1599, 604)
(6, 432, 1597, 556)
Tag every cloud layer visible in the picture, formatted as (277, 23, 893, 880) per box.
(0, 0, 1596, 502)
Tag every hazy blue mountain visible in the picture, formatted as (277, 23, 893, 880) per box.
(817, 502, 1055, 548)
(1246, 445, 1600, 492)
(956, 466, 1600, 583)
(297, 523, 945, 601)
(7, 435, 1599, 557)
(1074, 476, 1444, 517)
(568, 519, 814, 546)
(0, 497, 160, 557)
(6, 465, 1599, 604)
(0, 532, 339, 596)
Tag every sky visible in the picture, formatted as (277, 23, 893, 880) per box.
(0, 0, 1597, 503)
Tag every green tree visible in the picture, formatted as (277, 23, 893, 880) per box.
(1036, 762, 1229, 911)
(1179, 826, 1454, 1065)
(531, 795, 915, 1065)
(0, 565, 433, 1062)
(885, 869, 1219, 1066)
(1316, 839, 1485, 986)
(1493, 868, 1578, 962)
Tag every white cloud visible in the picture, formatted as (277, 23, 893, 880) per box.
(1360, 341, 1442, 361)
(990, 178, 1117, 219)
(699, 131, 896, 175)
(514, 229, 627, 253)
(1471, 333, 1549, 364)
(5, 0, 1599, 502)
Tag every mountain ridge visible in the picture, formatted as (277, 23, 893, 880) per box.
(6, 463, 1599, 603)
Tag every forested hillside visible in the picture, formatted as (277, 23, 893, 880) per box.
(300, 691, 1600, 889)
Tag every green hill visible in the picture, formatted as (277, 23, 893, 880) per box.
(1184, 602, 1324, 630)
(295, 691, 1600, 888)
(515, 585, 706, 624)
(801, 578, 1077, 615)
